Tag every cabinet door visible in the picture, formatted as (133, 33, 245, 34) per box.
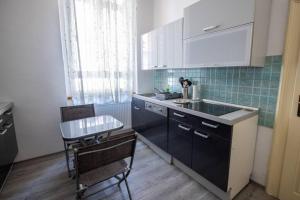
(0, 129, 6, 168)
(157, 19, 183, 69)
(141, 109, 168, 152)
(131, 98, 145, 133)
(173, 18, 183, 68)
(5, 122, 18, 164)
(168, 119, 192, 167)
(157, 27, 168, 68)
(184, 0, 254, 39)
(141, 31, 158, 70)
(192, 129, 231, 191)
(184, 24, 253, 68)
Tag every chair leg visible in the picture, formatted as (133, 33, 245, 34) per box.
(122, 172, 132, 200)
(63, 141, 71, 177)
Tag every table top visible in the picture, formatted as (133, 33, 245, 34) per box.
(60, 115, 124, 141)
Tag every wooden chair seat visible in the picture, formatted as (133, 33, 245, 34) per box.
(80, 160, 128, 186)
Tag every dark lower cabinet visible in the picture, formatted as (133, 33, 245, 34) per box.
(0, 110, 18, 191)
(192, 130, 231, 191)
(168, 119, 193, 167)
(132, 98, 168, 152)
(132, 98, 146, 133)
(132, 99, 233, 192)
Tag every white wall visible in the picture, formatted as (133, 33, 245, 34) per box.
(149, 0, 290, 186)
(251, 127, 274, 185)
(136, 0, 155, 93)
(267, 0, 289, 56)
(0, 0, 67, 161)
(153, 0, 199, 28)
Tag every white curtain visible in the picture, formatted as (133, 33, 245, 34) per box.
(59, 0, 136, 105)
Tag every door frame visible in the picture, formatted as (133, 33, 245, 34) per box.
(266, 0, 300, 197)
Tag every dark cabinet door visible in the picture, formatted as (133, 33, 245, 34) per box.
(0, 115, 18, 190)
(141, 110, 168, 152)
(168, 119, 193, 167)
(192, 129, 231, 191)
(5, 123, 18, 164)
(131, 98, 145, 133)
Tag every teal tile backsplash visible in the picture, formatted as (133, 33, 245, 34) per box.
(154, 55, 282, 128)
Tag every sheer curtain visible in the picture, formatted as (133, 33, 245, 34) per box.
(59, 0, 136, 105)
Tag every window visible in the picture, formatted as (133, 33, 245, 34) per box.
(59, 0, 136, 105)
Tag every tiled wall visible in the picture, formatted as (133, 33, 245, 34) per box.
(154, 56, 282, 128)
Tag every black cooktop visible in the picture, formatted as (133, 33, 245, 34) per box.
(179, 101, 241, 116)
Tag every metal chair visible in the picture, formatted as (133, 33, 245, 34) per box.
(60, 104, 95, 177)
(73, 131, 137, 200)
(60, 104, 95, 122)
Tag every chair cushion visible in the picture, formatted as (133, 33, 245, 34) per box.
(79, 160, 128, 186)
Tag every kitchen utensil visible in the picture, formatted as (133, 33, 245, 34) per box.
(179, 77, 184, 87)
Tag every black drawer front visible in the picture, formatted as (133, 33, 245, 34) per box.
(169, 109, 232, 141)
(0, 115, 4, 128)
(168, 119, 193, 167)
(169, 109, 196, 123)
(192, 130, 231, 191)
(0, 110, 13, 129)
(192, 118, 232, 141)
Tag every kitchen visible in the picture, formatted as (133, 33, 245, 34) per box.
(0, 0, 300, 200)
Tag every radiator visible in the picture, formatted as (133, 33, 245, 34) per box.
(95, 103, 131, 129)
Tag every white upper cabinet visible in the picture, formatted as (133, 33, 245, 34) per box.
(141, 18, 183, 70)
(141, 30, 158, 70)
(184, 0, 272, 67)
(184, 24, 252, 67)
(158, 18, 183, 69)
(184, 0, 255, 39)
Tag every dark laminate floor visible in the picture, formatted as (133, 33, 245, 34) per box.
(0, 141, 278, 200)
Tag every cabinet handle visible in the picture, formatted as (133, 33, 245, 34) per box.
(203, 25, 220, 32)
(0, 129, 7, 135)
(178, 124, 191, 132)
(173, 112, 185, 118)
(194, 130, 209, 139)
(134, 106, 141, 110)
(202, 121, 219, 129)
(5, 111, 12, 116)
(162, 65, 167, 68)
(0, 119, 3, 124)
(4, 123, 13, 129)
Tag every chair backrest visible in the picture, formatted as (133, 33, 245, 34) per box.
(75, 131, 137, 174)
(60, 104, 95, 122)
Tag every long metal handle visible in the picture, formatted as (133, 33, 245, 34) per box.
(0, 129, 7, 135)
(203, 25, 220, 31)
(194, 130, 209, 139)
(5, 111, 12, 116)
(4, 123, 13, 129)
(178, 124, 191, 132)
(134, 106, 140, 111)
(202, 121, 219, 129)
(174, 112, 185, 118)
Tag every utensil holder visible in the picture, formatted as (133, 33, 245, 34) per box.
(182, 88, 188, 99)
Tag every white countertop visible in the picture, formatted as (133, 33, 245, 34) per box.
(0, 102, 13, 115)
(133, 94, 258, 126)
